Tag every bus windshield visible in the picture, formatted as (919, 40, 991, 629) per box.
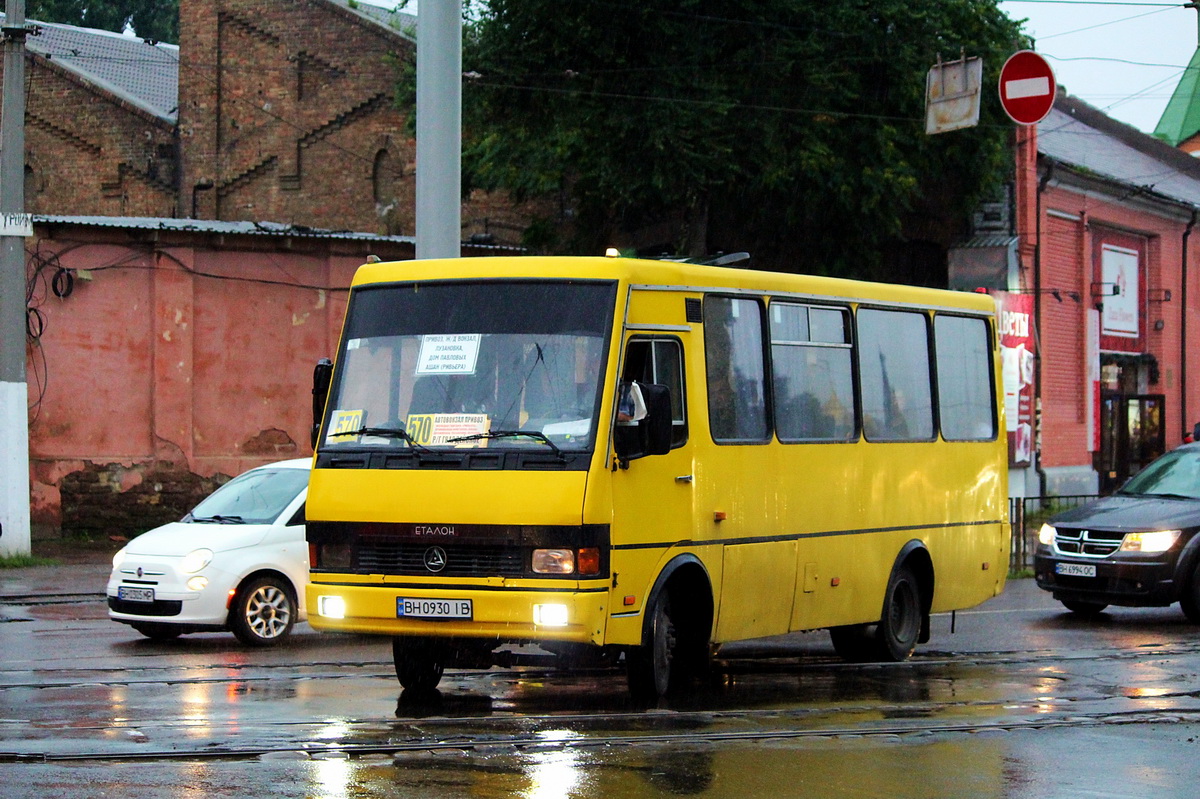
(320, 280, 617, 455)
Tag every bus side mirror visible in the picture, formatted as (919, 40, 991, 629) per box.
(312, 358, 333, 448)
(614, 382, 673, 463)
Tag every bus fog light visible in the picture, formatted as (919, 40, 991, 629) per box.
(318, 595, 347, 619)
(532, 549, 574, 574)
(186, 576, 208, 591)
(534, 603, 569, 627)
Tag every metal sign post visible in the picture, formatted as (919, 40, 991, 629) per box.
(0, 0, 31, 555)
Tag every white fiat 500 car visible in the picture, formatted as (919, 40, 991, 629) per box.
(107, 458, 310, 646)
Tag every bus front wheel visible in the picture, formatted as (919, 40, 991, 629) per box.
(393, 636, 445, 692)
(627, 593, 678, 701)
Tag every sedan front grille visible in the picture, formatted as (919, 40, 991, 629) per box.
(1054, 528, 1122, 558)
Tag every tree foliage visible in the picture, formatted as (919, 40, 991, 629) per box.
(28, 0, 178, 44)
(460, 0, 1029, 278)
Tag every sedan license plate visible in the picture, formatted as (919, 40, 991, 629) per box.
(1055, 562, 1097, 578)
(118, 586, 155, 603)
(397, 597, 472, 619)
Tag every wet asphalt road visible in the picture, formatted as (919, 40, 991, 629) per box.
(3, 565, 1200, 798)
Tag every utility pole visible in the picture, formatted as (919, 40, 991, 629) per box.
(0, 0, 31, 556)
(415, 0, 462, 260)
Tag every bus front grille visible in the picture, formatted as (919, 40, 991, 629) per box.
(355, 541, 524, 577)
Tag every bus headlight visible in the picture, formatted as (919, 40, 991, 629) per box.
(1120, 530, 1181, 553)
(318, 595, 347, 619)
(1038, 524, 1056, 546)
(534, 603, 569, 627)
(533, 549, 574, 574)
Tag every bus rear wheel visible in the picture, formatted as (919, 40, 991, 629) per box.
(875, 565, 922, 661)
(393, 637, 445, 692)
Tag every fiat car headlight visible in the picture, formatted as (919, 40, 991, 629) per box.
(112, 547, 127, 569)
(1120, 530, 1181, 553)
(180, 548, 214, 573)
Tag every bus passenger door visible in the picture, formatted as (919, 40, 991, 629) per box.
(609, 336, 697, 623)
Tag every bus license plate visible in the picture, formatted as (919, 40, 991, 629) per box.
(397, 598, 472, 619)
(118, 586, 155, 603)
(1055, 563, 1097, 578)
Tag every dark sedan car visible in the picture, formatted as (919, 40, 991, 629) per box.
(1034, 443, 1200, 620)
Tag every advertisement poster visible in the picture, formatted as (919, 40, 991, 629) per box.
(998, 293, 1035, 467)
(1100, 244, 1139, 339)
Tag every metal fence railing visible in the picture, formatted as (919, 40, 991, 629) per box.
(1009, 494, 1101, 572)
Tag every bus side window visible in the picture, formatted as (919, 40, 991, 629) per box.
(704, 296, 768, 443)
(769, 302, 856, 442)
(857, 308, 934, 442)
(622, 338, 687, 446)
(934, 315, 997, 440)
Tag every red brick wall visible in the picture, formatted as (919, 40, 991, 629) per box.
(1038, 212, 1087, 467)
(178, 0, 417, 234)
(1035, 183, 1194, 473)
(24, 222, 413, 539)
(8, 55, 177, 217)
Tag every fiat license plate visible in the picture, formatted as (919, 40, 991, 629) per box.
(1055, 562, 1097, 578)
(118, 586, 155, 603)
(397, 598, 472, 619)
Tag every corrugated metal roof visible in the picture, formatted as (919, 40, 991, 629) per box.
(1, 14, 179, 122)
(34, 214, 416, 243)
(32, 214, 523, 252)
(950, 234, 1018, 249)
(326, 0, 416, 39)
(1038, 94, 1200, 210)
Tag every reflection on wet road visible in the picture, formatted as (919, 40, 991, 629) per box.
(4, 579, 1200, 797)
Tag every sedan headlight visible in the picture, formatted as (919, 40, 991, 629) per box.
(1038, 523, 1056, 546)
(180, 548, 214, 574)
(1120, 530, 1181, 553)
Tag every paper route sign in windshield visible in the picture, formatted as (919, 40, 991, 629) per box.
(416, 334, 481, 374)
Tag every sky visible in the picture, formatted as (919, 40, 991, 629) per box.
(998, 0, 1199, 134)
(375, 0, 1195, 136)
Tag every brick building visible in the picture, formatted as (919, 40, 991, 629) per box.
(981, 93, 1200, 499)
(2, 0, 527, 245)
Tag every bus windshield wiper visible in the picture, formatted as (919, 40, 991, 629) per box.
(335, 426, 432, 453)
(447, 429, 566, 459)
(191, 514, 245, 524)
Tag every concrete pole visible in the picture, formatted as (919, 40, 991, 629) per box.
(415, 0, 462, 260)
(0, 0, 30, 555)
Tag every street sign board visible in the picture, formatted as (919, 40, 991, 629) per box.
(998, 50, 1056, 125)
(925, 55, 983, 134)
(0, 213, 32, 237)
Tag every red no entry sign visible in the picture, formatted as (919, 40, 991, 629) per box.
(998, 50, 1056, 125)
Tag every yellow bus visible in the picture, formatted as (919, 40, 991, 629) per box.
(305, 254, 1008, 699)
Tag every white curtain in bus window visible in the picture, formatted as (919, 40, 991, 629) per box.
(934, 315, 996, 441)
(769, 303, 856, 442)
(704, 296, 768, 441)
(857, 309, 934, 441)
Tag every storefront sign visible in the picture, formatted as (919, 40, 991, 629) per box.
(998, 293, 1035, 467)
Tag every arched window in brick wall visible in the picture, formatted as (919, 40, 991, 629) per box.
(373, 149, 395, 208)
